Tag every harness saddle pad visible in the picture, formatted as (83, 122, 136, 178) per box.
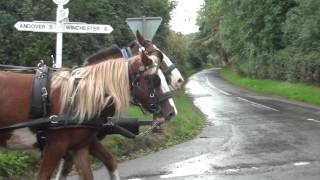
(29, 65, 51, 119)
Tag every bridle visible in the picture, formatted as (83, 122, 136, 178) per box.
(122, 41, 178, 85)
(158, 54, 176, 85)
(127, 44, 172, 117)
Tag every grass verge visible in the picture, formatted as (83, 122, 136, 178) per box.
(0, 89, 205, 179)
(99, 89, 205, 162)
(220, 68, 320, 105)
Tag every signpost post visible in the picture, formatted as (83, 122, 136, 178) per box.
(14, 0, 113, 68)
(126, 16, 162, 40)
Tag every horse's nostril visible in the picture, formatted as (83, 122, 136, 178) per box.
(168, 112, 176, 119)
(177, 78, 184, 83)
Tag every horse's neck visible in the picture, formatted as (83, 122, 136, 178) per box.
(0, 71, 33, 88)
(0, 71, 34, 122)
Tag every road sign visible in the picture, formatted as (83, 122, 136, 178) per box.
(14, 21, 56, 33)
(53, 0, 70, 5)
(57, 8, 69, 21)
(15, 22, 113, 34)
(14, 1, 113, 68)
(63, 23, 113, 34)
(126, 16, 162, 40)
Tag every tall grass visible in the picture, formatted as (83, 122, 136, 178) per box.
(101, 89, 205, 160)
(220, 69, 320, 105)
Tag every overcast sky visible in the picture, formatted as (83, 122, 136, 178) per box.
(169, 0, 205, 35)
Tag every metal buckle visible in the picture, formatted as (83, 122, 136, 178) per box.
(49, 115, 59, 125)
(41, 87, 48, 98)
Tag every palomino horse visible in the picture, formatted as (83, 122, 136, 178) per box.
(55, 32, 184, 180)
(0, 46, 176, 179)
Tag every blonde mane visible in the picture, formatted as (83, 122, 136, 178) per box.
(51, 59, 130, 122)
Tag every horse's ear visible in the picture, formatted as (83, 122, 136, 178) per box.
(136, 30, 145, 44)
(140, 52, 153, 66)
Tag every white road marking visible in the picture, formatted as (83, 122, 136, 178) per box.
(205, 77, 279, 112)
(206, 77, 231, 96)
(293, 162, 310, 166)
(236, 97, 279, 112)
(127, 178, 143, 180)
(55, 159, 67, 180)
(225, 168, 240, 173)
(306, 118, 320, 123)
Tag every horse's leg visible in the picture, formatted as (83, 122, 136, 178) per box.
(73, 145, 93, 180)
(36, 142, 68, 180)
(55, 153, 74, 180)
(90, 138, 120, 180)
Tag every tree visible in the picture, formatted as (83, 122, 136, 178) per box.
(192, 0, 320, 85)
(0, 0, 175, 66)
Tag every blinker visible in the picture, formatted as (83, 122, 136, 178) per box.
(145, 74, 161, 88)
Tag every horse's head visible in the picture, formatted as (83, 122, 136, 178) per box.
(128, 47, 177, 122)
(131, 31, 185, 91)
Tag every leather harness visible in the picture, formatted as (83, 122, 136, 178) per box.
(29, 62, 51, 118)
(0, 59, 165, 150)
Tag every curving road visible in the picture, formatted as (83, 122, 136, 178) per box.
(75, 69, 320, 180)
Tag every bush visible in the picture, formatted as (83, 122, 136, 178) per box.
(0, 151, 38, 179)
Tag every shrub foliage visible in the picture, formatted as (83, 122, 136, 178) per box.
(191, 0, 320, 85)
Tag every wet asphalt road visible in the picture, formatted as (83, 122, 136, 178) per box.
(72, 69, 320, 180)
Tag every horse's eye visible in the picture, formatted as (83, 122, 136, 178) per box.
(145, 74, 161, 88)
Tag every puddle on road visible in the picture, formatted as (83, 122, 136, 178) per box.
(185, 79, 222, 121)
(185, 80, 210, 97)
(193, 97, 218, 120)
(160, 153, 242, 178)
(160, 153, 213, 178)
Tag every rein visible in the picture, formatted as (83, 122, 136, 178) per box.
(0, 63, 58, 73)
(0, 64, 37, 71)
(0, 115, 154, 138)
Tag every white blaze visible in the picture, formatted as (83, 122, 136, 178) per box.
(153, 45, 184, 90)
(158, 70, 178, 116)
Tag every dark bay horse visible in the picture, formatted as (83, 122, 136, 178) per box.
(55, 32, 184, 180)
(0, 46, 176, 179)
